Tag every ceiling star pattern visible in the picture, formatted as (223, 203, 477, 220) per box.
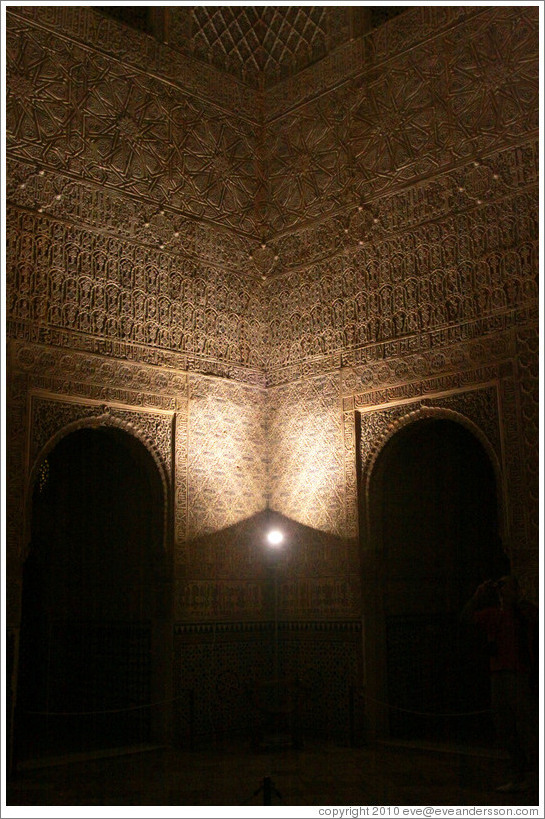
(6, 7, 538, 244)
(265, 92, 353, 232)
(266, 6, 538, 230)
(446, 12, 539, 146)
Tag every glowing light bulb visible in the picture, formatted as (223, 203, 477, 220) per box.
(267, 529, 284, 547)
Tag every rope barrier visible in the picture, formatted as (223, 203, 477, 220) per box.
(354, 688, 492, 718)
(21, 691, 193, 717)
(23, 686, 492, 719)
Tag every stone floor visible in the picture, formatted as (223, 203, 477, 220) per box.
(5, 739, 542, 812)
(6, 742, 543, 816)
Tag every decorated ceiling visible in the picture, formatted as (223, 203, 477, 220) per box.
(98, 6, 408, 87)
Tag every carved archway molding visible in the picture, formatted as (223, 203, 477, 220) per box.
(357, 398, 509, 743)
(23, 393, 174, 561)
(356, 388, 508, 552)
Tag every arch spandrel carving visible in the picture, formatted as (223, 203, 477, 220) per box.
(25, 395, 176, 560)
(352, 384, 531, 565)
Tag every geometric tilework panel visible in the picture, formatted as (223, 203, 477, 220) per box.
(174, 625, 360, 743)
(281, 635, 360, 740)
(174, 635, 273, 744)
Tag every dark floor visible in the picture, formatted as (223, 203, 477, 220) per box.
(5, 739, 542, 812)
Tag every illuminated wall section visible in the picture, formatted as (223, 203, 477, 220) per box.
(267, 374, 345, 536)
(186, 375, 268, 541)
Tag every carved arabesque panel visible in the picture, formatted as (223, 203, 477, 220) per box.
(5, 367, 30, 583)
(358, 387, 502, 492)
(263, 188, 537, 378)
(514, 325, 539, 547)
(7, 5, 538, 264)
(6, 207, 267, 376)
(267, 373, 345, 537)
(4, 337, 194, 630)
(29, 397, 173, 497)
(351, 363, 534, 579)
(186, 375, 268, 540)
(6, 15, 260, 235)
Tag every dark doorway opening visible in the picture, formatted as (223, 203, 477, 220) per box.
(371, 418, 509, 746)
(16, 427, 165, 762)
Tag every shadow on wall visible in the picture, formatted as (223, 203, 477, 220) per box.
(174, 510, 363, 747)
(177, 508, 360, 620)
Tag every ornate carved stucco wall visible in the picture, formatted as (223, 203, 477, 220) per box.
(259, 6, 538, 600)
(5, 5, 539, 743)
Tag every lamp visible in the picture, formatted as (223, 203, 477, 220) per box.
(265, 525, 284, 684)
(266, 529, 284, 548)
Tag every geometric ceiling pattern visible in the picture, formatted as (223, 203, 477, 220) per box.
(170, 6, 345, 88)
(99, 6, 408, 88)
(6, 4, 539, 250)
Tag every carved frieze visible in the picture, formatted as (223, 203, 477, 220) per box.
(12, 339, 186, 400)
(176, 577, 360, 620)
(7, 5, 258, 120)
(6, 207, 267, 377)
(342, 329, 516, 399)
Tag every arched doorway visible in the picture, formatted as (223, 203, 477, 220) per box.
(368, 417, 509, 745)
(16, 426, 168, 762)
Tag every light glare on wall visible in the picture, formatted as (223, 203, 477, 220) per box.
(266, 529, 284, 547)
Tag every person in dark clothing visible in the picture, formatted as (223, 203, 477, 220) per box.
(462, 576, 539, 793)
